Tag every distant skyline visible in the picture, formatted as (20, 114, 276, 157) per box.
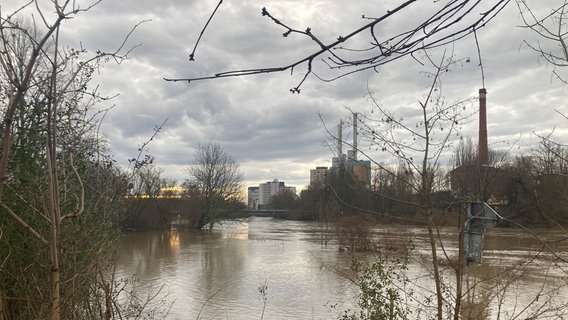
(4, 0, 567, 190)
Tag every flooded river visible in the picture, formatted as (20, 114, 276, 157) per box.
(115, 217, 568, 319)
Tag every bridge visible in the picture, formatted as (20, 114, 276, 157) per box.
(239, 209, 289, 217)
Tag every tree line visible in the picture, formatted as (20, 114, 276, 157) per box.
(271, 133, 568, 228)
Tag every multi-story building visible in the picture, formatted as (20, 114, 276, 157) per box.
(310, 166, 328, 188)
(348, 159, 372, 188)
(248, 179, 296, 209)
(247, 186, 259, 210)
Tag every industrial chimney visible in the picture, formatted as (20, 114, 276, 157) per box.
(478, 88, 488, 165)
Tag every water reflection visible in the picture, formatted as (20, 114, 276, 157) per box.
(116, 218, 356, 319)
(115, 217, 568, 319)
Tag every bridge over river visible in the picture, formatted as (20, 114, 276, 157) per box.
(237, 209, 289, 217)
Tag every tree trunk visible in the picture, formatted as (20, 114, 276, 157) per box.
(47, 137, 61, 320)
(426, 210, 443, 320)
(0, 288, 4, 320)
(49, 240, 61, 320)
(47, 29, 62, 319)
(453, 201, 466, 320)
(47, 166, 61, 320)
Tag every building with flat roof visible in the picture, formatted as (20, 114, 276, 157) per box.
(247, 186, 259, 210)
(349, 160, 371, 188)
(310, 166, 328, 188)
(248, 179, 296, 209)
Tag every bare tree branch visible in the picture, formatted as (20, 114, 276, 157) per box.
(0, 203, 48, 245)
(517, 0, 568, 83)
(61, 154, 85, 221)
(189, 0, 223, 61)
(165, 0, 510, 93)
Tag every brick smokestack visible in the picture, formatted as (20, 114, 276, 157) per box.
(478, 88, 488, 165)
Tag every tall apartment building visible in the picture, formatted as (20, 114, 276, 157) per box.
(310, 166, 328, 188)
(248, 179, 296, 209)
(258, 179, 283, 209)
(247, 186, 259, 210)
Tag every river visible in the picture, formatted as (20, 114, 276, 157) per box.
(114, 217, 568, 319)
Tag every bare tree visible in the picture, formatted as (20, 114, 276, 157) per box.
(187, 143, 244, 230)
(321, 50, 568, 319)
(320, 50, 476, 319)
(165, 0, 509, 92)
(364, 52, 474, 320)
(515, 0, 568, 226)
(128, 164, 167, 197)
(454, 138, 478, 168)
(517, 0, 568, 84)
(270, 189, 296, 210)
(515, 0, 568, 166)
(0, 2, 144, 319)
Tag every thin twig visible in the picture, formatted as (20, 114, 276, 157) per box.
(61, 154, 85, 221)
(474, 29, 485, 88)
(189, 0, 223, 61)
(196, 287, 223, 320)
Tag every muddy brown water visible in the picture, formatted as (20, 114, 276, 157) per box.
(115, 217, 568, 319)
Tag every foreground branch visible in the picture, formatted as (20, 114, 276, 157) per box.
(165, 0, 510, 92)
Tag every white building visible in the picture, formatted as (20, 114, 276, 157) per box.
(247, 186, 259, 209)
(248, 179, 296, 209)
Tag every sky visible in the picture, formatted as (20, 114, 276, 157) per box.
(3, 0, 567, 191)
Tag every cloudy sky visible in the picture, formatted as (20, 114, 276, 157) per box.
(4, 0, 567, 190)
